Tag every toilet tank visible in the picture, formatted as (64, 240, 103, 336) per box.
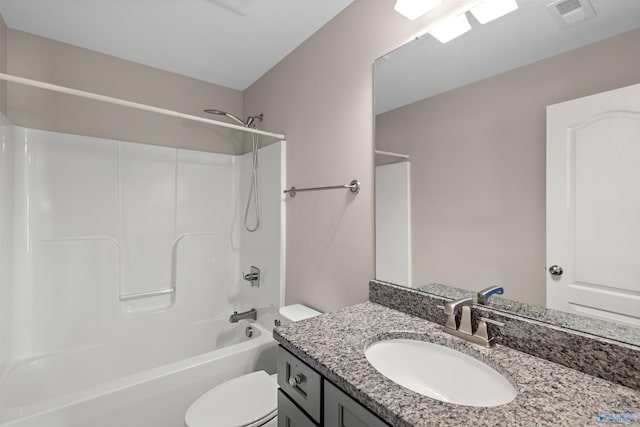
(279, 304, 321, 323)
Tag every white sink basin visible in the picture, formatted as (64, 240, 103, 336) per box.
(364, 338, 517, 407)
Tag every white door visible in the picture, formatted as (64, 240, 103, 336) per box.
(547, 83, 640, 327)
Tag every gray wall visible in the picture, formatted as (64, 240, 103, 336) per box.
(376, 28, 640, 306)
(243, 1, 471, 313)
(6, 29, 244, 154)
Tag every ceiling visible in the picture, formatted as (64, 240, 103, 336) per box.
(0, 0, 353, 91)
(375, 0, 640, 114)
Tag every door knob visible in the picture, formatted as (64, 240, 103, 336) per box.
(548, 265, 563, 276)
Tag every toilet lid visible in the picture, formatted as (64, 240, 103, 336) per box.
(185, 371, 278, 427)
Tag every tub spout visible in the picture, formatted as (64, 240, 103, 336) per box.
(229, 308, 257, 323)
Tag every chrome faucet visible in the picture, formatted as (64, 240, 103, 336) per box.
(442, 298, 504, 348)
(229, 308, 257, 323)
(477, 286, 504, 305)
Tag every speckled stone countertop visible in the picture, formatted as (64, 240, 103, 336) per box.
(372, 280, 639, 390)
(274, 302, 640, 426)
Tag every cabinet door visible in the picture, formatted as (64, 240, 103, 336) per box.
(278, 389, 317, 427)
(324, 380, 389, 427)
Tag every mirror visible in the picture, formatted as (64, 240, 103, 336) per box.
(374, 0, 640, 346)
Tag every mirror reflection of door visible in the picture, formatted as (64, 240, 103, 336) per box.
(375, 151, 411, 286)
(547, 82, 640, 326)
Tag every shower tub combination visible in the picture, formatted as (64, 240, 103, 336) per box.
(1, 320, 277, 427)
(0, 125, 285, 426)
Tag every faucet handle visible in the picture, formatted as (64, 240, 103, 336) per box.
(443, 298, 473, 330)
(479, 317, 505, 327)
(443, 297, 473, 315)
(474, 317, 505, 347)
(243, 266, 260, 287)
(477, 286, 504, 305)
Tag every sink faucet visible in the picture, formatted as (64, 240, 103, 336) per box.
(442, 298, 504, 348)
(477, 286, 504, 305)
(229, 308, 257, 323)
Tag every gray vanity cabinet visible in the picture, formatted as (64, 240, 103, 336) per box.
(277, 346, 390, 427)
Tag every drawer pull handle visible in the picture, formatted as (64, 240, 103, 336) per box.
(288, 374, 303, 387)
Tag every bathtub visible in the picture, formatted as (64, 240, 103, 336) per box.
(0, 319, 277, 427)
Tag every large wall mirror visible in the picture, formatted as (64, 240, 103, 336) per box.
(374, 0, 640, 345)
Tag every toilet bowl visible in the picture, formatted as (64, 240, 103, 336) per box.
(184, 304, 321, 427)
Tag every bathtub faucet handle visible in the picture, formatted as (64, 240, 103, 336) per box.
(243, 266, 260, 287)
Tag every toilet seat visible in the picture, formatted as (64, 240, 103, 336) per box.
(185, 371, 278, 427)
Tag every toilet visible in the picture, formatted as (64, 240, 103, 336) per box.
(184, 304, 321, 427)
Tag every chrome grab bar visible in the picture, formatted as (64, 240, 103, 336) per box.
(283, 179, 360, 198)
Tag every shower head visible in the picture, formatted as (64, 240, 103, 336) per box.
(204, 109, 263, 128)
(204, 109, 247, 127)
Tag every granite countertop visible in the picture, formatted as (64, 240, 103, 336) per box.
(274, 302, 640, 426)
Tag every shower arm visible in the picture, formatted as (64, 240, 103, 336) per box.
(204, 110, 263, 129)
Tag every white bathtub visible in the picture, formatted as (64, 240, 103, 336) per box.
(0, 319, 277, 427)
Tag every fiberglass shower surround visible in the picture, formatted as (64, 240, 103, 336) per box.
(0, 125, 285, 425)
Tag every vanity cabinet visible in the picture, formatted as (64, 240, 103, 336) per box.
(277, 346, 389, 427)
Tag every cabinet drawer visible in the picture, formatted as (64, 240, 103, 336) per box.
(278, 346, 322, 423)
(278, 389, 317, 427)
(324, 380, 389, 427)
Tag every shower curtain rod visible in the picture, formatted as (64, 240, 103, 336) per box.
(0, 72, 285, 140)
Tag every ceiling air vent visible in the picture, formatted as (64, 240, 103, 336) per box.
(547, 0, 596, 28)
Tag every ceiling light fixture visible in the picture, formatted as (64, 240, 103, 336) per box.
(394, 0, 442, 21)
(429, 13, 471, 43)
(470, 0, 519, 24)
